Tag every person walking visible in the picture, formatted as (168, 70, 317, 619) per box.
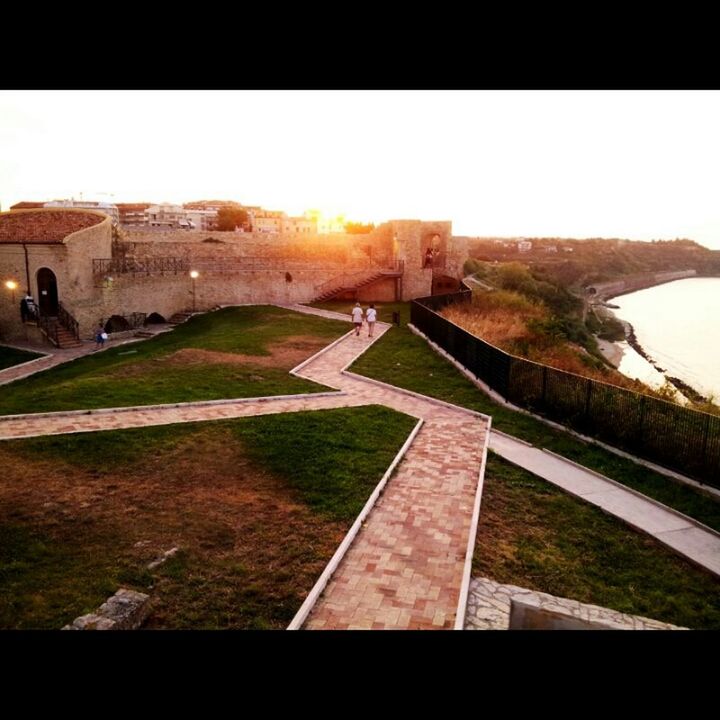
(95, 323, 107, 350)
(351, 302, 364, 336)
(366, 303, 377, 337)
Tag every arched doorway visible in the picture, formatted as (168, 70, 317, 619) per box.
(36, 267, 59, 316)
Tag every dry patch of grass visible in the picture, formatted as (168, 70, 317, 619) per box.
(442, 292, 648, 392)
(442, 290, 546, 347)
(0, 406, 415, 629)
(110, 335, 328, 378)
(0, 429, 346, 629)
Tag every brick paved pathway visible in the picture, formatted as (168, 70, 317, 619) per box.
(0, 310, 490, 630)
(0, 326, 173, 387)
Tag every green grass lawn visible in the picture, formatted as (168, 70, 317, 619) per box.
(0, 405, 416, 629)
(0, 345, 44, 371)
(308, 301, 720, 532)
(474, 453, 720, 629)
(0, 306, 348, 416)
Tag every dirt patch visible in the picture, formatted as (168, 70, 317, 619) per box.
(0, 428, 347, 629)
(111, 335, 328, 378)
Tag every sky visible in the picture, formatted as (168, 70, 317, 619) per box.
(2, 90, 720, 249)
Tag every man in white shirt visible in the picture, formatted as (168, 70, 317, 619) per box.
(351, 302, 364, 336)
(366, 303, 377, 337)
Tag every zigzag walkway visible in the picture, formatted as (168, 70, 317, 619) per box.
(0, 310, 490, 630)
(3, 304, 716, 627)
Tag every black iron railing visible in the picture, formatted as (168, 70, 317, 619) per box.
(57, 302, 79, 340)
(36, 302, 80, 347)
(411, 290, 720, 487)
(93, 257, 190, 276)
(37, 313, 59, 347)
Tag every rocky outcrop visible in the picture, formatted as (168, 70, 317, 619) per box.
(62, 588, 150, 630)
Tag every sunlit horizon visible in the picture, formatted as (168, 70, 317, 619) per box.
(2, 90, 720, 249)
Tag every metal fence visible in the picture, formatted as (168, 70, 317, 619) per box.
(411, 291, 720, 487)
(93, 257, 189, 276)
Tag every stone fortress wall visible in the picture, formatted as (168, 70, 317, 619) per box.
(1, 212, 467, 344)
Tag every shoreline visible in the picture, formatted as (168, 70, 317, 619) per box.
(595, 305, 712, 407)
(595, 337, 624, 368)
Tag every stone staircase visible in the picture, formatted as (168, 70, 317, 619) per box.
(168, 312, 193, 325)
(55, 324, 83, 349)
(314, 269, 397, 302)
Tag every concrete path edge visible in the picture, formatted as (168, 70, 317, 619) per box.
(540, 447, 720, 540)
(287, 418, 425, 630)
(454, 414, 492, 629)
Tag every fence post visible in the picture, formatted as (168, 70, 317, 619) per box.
(584, 378, 592, 428)
(700, 414, 710, 478)
(503, 354, 512, 400)
(541, 366, 548, 409)
(636, 396, 645, 450)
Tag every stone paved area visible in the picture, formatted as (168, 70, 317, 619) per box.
(465, 577, 683, 630)
(0, 310, 490, 630)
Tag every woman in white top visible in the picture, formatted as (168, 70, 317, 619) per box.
(366, 303, 377, 337)
(351, 302, 364, 336)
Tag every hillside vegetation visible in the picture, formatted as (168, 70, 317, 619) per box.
(450, 261, 653, 392)
(454, 252, 720, 415)
(467, 236, 720, 287)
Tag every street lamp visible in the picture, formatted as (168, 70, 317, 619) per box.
(190, 270, 199, 312)
(5, 279, 17, 305)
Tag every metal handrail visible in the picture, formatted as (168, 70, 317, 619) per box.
(93, 257, 190, 276)
(37, 313, 59, 347)
(57, 302, 79, 340)
(314, 262, 404, 295)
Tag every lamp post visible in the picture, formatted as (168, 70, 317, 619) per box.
(5, 279, 17, 306)
(190, 270, 199, 313)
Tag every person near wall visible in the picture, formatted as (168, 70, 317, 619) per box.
(424, 247, 434, 268)
(25, 294, 36, 321)
(351, 302, 364, 337)
(95, 323, 107, 350)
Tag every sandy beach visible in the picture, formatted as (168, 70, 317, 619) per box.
(596, 337, 625, 368)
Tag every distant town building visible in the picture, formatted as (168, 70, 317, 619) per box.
(304, 210, 346, 234)
(43, 199, 120, 226)
(250, 209, 285, 234)
(10, 201, 45, 210)
(117, 203, 151, 226)
(184, 209, 218, 231)
(146, 203, 187, 228)
(517, 239, 532, 253)
(282, 216, 315, 234)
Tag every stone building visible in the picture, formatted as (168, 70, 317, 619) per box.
(0, 209, 113, 345)
(0, 208, 467, 348)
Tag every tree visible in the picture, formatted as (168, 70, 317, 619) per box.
(217, 207, 250, 231)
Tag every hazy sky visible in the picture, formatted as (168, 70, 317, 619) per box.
(2, 90, 720, 249)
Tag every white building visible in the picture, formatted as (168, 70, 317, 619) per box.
(146, 204, 188, 228)
(44, 199, 119, 226)
(185, 209, 218, 231)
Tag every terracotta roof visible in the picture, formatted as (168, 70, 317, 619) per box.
(116, 203, 151, 210)
(9, 201, 44, 210)
(0, 210, 105, 244)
